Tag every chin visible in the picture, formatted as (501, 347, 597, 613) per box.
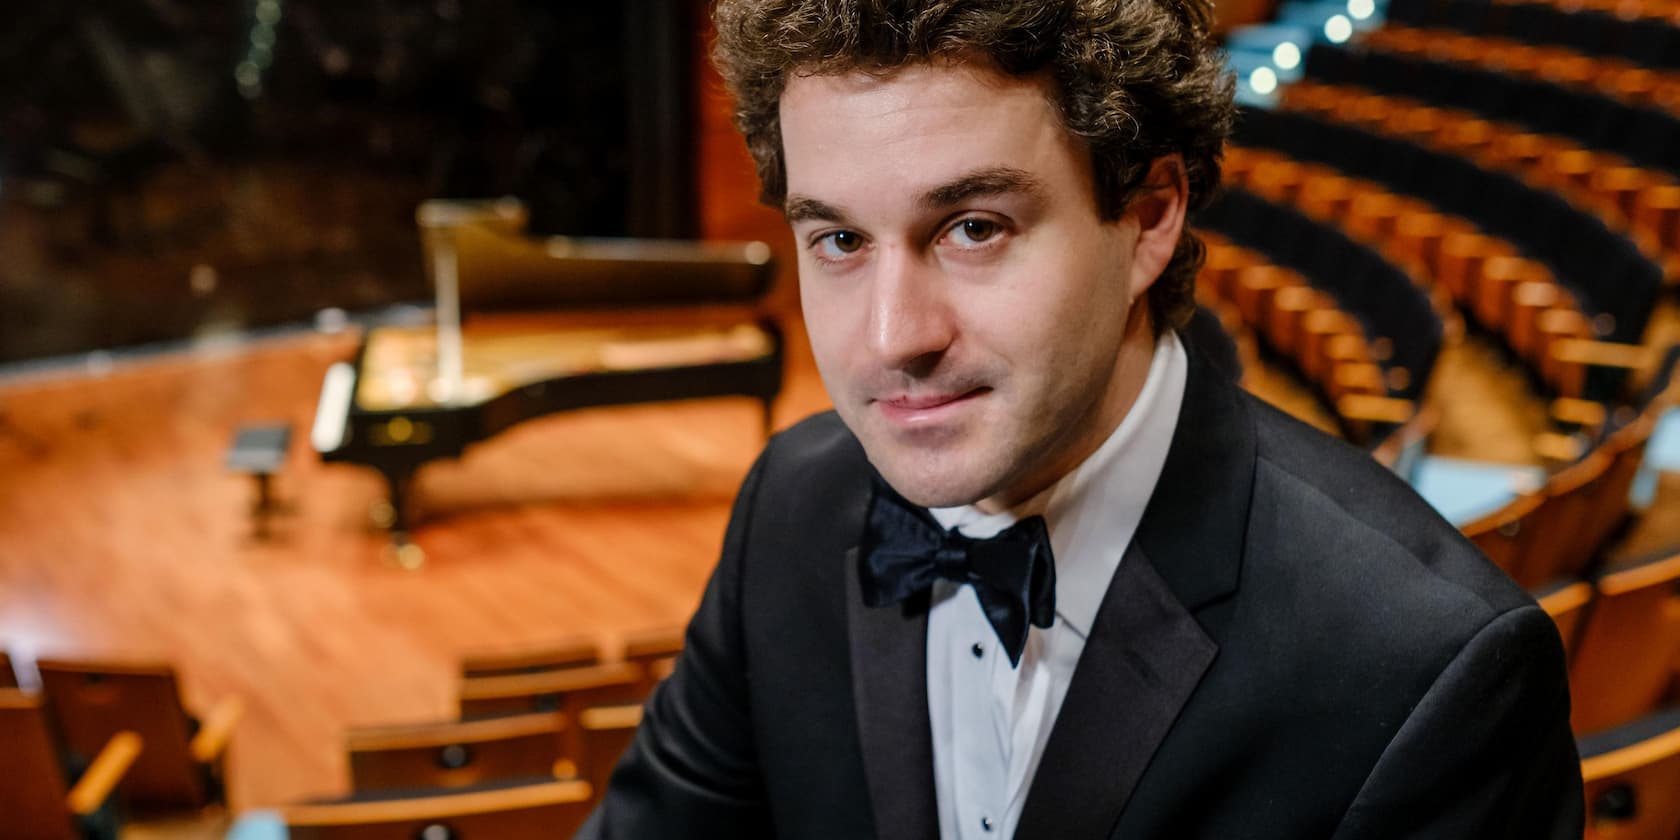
(869, 453, 998, 509)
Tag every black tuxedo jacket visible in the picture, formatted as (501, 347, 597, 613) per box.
(578, 346, 1584, 838)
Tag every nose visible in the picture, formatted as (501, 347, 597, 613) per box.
(867, 246, 954, 375)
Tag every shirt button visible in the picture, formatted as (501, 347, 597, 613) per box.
(981, 816, 994, 832)
(971, 642, 985, 658)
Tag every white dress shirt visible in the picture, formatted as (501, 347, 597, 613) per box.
(925, 330, 1187, 839)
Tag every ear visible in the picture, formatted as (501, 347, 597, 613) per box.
(1124, 154, 1190, 301)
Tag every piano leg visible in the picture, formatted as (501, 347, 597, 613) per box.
(374, 467, 426, 569)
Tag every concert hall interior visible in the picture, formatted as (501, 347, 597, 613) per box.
(2, 0, 1680, 837)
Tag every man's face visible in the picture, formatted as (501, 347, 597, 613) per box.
(781, 63, 1168, 511)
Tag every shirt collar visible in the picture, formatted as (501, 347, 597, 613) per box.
(930, 330, 1188, 638)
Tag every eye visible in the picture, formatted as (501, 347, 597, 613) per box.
(813, 229, 866, 261)
(946, 217, 1003, 248)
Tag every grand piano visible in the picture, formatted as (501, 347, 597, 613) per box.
(311, 199, 783, 542)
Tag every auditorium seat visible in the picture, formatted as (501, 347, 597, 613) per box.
(1533, 580, 1594, 663)
(346, 712, 568, 793)
(1579, 706, 1680, 840)
(0, 688, 142, 840)
(1507, 450, 1616, 589)
(35, 659, 241, 814)
(281, 778, 593, 840)
(1461, 492, 1545, 580)
(459, 661, 643, 766)
(577, 704, 643, 807)
(1570, 552, 1680, 735)
(460, 636, 601, 680)
(621, 625, 685, 695)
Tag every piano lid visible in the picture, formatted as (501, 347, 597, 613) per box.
(354, 322, 776, 412)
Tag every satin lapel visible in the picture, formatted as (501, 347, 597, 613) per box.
(1014, 544, 1216, 837)
(847, 547, 940, 840)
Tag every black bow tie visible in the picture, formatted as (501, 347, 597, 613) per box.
(858, 483, 1057, 666)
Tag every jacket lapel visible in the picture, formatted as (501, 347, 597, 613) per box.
(1013, 544, 1217, 837)
(847, 553, 940, 840)
(1016, 342, 1257, 837)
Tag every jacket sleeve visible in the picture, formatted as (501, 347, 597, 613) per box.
(1328, 604, 1584, 840)
(574, 452, 775, 839)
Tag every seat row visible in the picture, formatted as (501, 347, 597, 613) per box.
(1234, 104, 1658, 402)
(234, 625, 688, 838)
(1310, 36, 1680, 250)
(1385, 0, 1680, 72)
(1193, 225, 1426, 448)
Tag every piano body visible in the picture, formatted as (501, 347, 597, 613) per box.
(312, 199, 783, 540)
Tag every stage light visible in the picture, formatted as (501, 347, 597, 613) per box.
(1250, 67, 1279, 95)
(1325, 14, 1354, 43)
(1272, 42, 1302, 71)
(1349, 0, 1376, 20)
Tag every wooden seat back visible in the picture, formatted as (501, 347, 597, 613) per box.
(1583, 711, 1680, 840)
(459, 662, 643, 762)
(347, 712, 566, 793)
(578, 705, 643, 805)
(35, 658, 208, 811)
(0, 689, 80, 840)
(285, 779, 593, 840)
(1571, 413, 1655, 566)
(620, 627, 684, 669)
(1462, 493, 1545, 580)
(1510, 451, 1615, 589)
(1571, 554, 1680, 734)
(460, 637, 601, 680)
(1535, 580, 1594, 663)
(622, 626, 685, 695)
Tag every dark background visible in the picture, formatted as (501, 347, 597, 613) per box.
(0, 0, 697, 364)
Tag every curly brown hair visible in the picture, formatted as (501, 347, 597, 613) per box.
(711, 0, 1235, 331)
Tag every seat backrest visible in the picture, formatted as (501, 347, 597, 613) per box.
(620, 626, 684, 669)
(0, 689, 80, 840)
(1571, 554, 1680, 734)
(347, 712, 566, 793)
(1582, 709, 1680, 840)
(458, 662, 644, 720)
(1462, 492, 1545, 581)
(578, 705, 643, 805)
(35, 658, 207, 810)
(460, 638, 601, 680)
(286, 779, 593, 840)
(1534, 580, 1594, 663)
(1573, 412, 1654, 563)
(459, 662, 644, 765)
(1510, 451, 1614, 588)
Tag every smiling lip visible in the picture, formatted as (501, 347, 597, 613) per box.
(875, 387, 988, 424)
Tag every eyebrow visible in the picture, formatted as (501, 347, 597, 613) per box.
(782, 166, 1047, 225)
(918, 166, 1046, 209)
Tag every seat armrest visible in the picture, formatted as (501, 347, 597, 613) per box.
(1550, 339, 1648, 370)
(190, 696, 245, 764)
(66, 731, 143, 816)
(1335, 394, 1415, 424)
(1549, 397, 1608, 430)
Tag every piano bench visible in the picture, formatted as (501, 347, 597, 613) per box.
(227, 423, 292, 534)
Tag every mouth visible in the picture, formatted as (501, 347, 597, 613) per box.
(874, 387, 990, 426)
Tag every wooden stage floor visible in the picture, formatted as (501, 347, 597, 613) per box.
(5, 307, 1679, 821)
(0, 319, 833, 812)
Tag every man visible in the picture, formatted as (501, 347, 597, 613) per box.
(578, 0, 1583, 836)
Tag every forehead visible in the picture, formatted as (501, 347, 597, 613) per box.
(777, 63, 1090, 205)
